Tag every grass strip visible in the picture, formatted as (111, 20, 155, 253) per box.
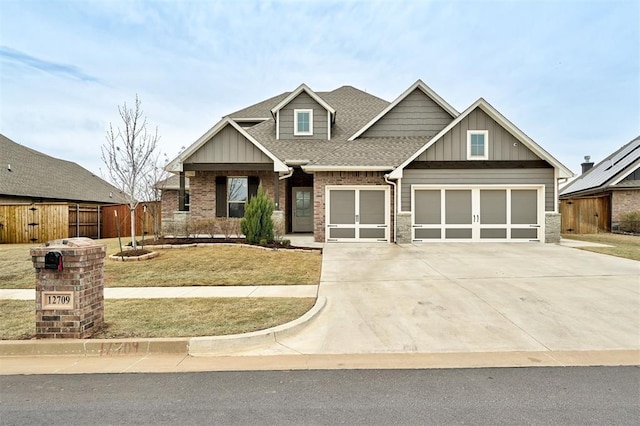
(0, 298, 316, 340)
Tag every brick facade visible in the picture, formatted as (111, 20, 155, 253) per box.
(189, 170, 287, 220)
(313, 171, 395, 242)
(611, 189, 640, 223)
(161, 189, 180, 221)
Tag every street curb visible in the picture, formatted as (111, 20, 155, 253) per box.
(188, 296, 326, 356)
(0, 297, 325, 357)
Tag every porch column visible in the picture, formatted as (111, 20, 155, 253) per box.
(178, 171, 186, 211)
(273, 172, 280, 210)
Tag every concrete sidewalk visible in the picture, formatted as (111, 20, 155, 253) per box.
(0, 285, 318, 300)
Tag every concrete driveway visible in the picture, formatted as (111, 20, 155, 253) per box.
(265, 243, 639, 355)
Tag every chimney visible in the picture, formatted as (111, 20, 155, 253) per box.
(581, 155, 594, 174)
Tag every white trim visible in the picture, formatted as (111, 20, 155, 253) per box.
(348, 79, 459, 141)
(232, 117, 270, 122)
(554, 167, 559, 213)
(294, 109, 313, 135)
(327, 110, 331, 140)
(164, 117, 289, 173)
(270, 83, 336, 115)
(388, 98, 574, 179)
(227, 176, 248, 218)
(611, 160, 640, 185)
(302, 165, 393, 172)
(467, 130, 489, 160)
(276, 110, 280, 140)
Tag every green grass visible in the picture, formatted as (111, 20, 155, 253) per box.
(0, 238, 322, 289)
(562, 233, 640, 261)
(0, 298, 316, 340)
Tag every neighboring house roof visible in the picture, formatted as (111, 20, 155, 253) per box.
(560, 136, 640, 197)
(388, 98, 574, 179)
(155, 174, 190, 190)
(0, 133, 125, 204)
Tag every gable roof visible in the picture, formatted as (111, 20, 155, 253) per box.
(269, 83, 336, 119)
(0, 133, 125, 204)
(560, 136, 640, 197)
(388, 98, 574, 179)
(349, 80, 459, 141)
(165, 117, 289, 173)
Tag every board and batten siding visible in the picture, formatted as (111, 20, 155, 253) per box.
(401, 168, 555, 212)
(417, 108, 540, 162)
(185, 124, 272, 164)
(362, 89, 453, 138)
(279, 92, 328, 140)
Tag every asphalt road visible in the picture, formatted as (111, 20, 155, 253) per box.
(1, 366, 638, 425)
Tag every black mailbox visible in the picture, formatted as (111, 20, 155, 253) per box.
(44, 250, 63, 271)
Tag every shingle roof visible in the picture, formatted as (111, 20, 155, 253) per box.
(243, 85, 414, 168)
(560, 136, 640, 196)
(0, 133, 125, 203)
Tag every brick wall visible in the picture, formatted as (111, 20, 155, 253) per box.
(313, 171, 395, 242)
(611, 189, 640, 223)
(190, 170, 286, 220)
(161, 189, 179, 221)
(31, 238, 106, 339)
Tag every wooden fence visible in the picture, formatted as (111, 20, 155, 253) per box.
(559, 196, 611, 234)
(0, 202, 160, 244)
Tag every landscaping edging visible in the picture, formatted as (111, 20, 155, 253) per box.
(144, 243, 321, 253)
(109, 251, 160, 261)
(0, 296, 326, 357)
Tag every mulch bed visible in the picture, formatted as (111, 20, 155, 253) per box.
(138, 237, 320, 251)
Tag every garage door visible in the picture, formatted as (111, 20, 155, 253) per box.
(412, 185, 544, 242)
(326, 186, 389, 242)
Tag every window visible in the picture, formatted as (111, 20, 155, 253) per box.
(467, 130, 489, 160)
(294, 109, 313, 135)
(227, 177, 248, 217)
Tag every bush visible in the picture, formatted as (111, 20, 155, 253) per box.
(241, 185, 274, 244)
(619, 211, 640, 233)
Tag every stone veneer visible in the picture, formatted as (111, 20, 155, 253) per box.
(544, 212, 561, 243)
(31, 238, 106, 339)
(396, 212, 412, 244)
(313, 171, 395, 242)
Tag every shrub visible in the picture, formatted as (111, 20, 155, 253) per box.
(241, 185, 274, 244)
(619, 211, 640, 234)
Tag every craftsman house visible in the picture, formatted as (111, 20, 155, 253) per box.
(163, 80, 573, 243)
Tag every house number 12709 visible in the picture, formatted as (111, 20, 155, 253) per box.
(42, 291, 74, 309)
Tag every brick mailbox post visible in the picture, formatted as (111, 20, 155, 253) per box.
(31, 237, 106, 339)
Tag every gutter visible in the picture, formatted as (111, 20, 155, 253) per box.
(384, 173, 397, 244)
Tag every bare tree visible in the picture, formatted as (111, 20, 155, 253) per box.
(101, 95, 159, 250)
(142, 152, 171, 241)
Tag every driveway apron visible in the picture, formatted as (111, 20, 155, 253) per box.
(271, 243, 639, 355)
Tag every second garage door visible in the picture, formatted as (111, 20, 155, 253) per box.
(412, 185, 544, 242)
(326, 186, 389, 242)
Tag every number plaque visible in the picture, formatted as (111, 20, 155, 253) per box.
(42, 291, 74, 310)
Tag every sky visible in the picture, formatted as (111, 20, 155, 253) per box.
(1, 0, 638, 180)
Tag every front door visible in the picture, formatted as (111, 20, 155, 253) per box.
(292, 187, 313, 232)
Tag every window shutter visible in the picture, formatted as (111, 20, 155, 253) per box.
(248, 176, 259, 200)
(215, 176, 227, 217)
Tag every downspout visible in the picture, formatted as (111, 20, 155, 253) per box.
(279, 167, 294, 180)
(384, 173, 397, 244)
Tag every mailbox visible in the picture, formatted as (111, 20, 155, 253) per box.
(44, 250, 63, 271)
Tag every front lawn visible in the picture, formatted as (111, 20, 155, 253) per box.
(0, 238, 322, 289)
(0, 298, 316, 340)
(562, 233, 640, 261)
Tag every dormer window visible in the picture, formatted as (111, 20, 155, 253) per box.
(294, 109, 313, 136)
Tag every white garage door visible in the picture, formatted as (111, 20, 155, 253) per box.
(326, 186, 389, 242)
(412, 185, 544, 242)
